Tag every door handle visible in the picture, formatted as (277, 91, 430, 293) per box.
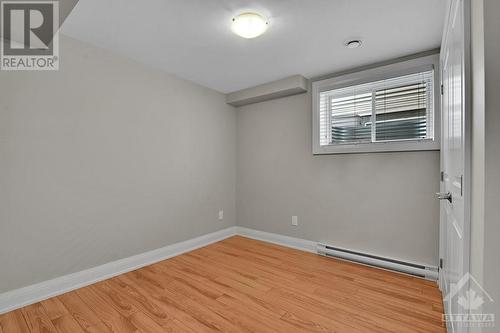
(436, 192, 452, 203)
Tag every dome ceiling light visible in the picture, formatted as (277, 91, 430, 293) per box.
(345, 40, 362, 49)
(231, 12, 269, 39)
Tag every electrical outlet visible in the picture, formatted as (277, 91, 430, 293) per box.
(218, 210, 224, 220)
(291, 215, 298, 226)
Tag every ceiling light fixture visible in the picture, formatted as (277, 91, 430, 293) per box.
(231, 12, 268, 39)
(345, 40, 362, 49)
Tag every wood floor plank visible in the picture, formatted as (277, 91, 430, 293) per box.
(89, 282, 139, 318)
(116, 274, 220, 333)
(51, 315, 85, 333)
(127, 312, 169, 333)
(20, 303, 58, 333)
(40, 297, 72, 322)
(125, 273, 243, 333)
(57, 292, 111, 333)
(0, 310, 30, 333)
(76, 286, 139, 333)
(0, 236, 446, 332)
(105, 278, 171, 325)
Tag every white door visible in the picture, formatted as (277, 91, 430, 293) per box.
(439, 0, 470, 332)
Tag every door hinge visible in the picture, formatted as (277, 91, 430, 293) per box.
(440, 171, 444, 182)
(440, 258, 444, 269)
(441, 84, 444, 95)
(460, 175, 463, 196)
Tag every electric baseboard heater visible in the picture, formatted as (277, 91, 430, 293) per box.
(317, 243, 439, 280)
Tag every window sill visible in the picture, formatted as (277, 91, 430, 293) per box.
(312, 140, 440, 155)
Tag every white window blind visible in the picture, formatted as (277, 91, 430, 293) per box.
(319, 71, 434, 147)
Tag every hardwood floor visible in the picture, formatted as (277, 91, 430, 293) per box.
(0, 236, 446, 332)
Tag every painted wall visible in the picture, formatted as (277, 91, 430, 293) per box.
(482, 0, 500, 324)
(471, 0, 500, 329)
(470, 0, 485, 301)
(236, 89, 440, 266)
(0, 36, 236, 293)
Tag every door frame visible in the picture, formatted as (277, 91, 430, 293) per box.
(438, 0, 473, 325)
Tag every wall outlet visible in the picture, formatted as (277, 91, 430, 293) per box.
(291, 215, 298, 226)
(218, 210, 224, 221)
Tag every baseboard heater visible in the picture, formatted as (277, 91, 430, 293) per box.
(317, 243, 438, 280)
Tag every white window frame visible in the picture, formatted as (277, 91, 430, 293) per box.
(312, 54, 441, 154)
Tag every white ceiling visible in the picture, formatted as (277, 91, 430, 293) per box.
(61, 0, 446, 93)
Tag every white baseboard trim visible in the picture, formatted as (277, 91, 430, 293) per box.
(235, 226, 317, 253)
(0, 226, 237, 315)
(0, 226, 356, 314)
(1, 226, 437, 314)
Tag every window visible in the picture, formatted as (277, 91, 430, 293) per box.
(312, 55, 440, 154)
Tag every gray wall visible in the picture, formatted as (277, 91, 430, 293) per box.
(236, 91, 440, 266)
(471, 0, 500, 329)
(482, 0, 500, 323)
(0, 36, 236, 293)
(471, 0, 485, 302)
